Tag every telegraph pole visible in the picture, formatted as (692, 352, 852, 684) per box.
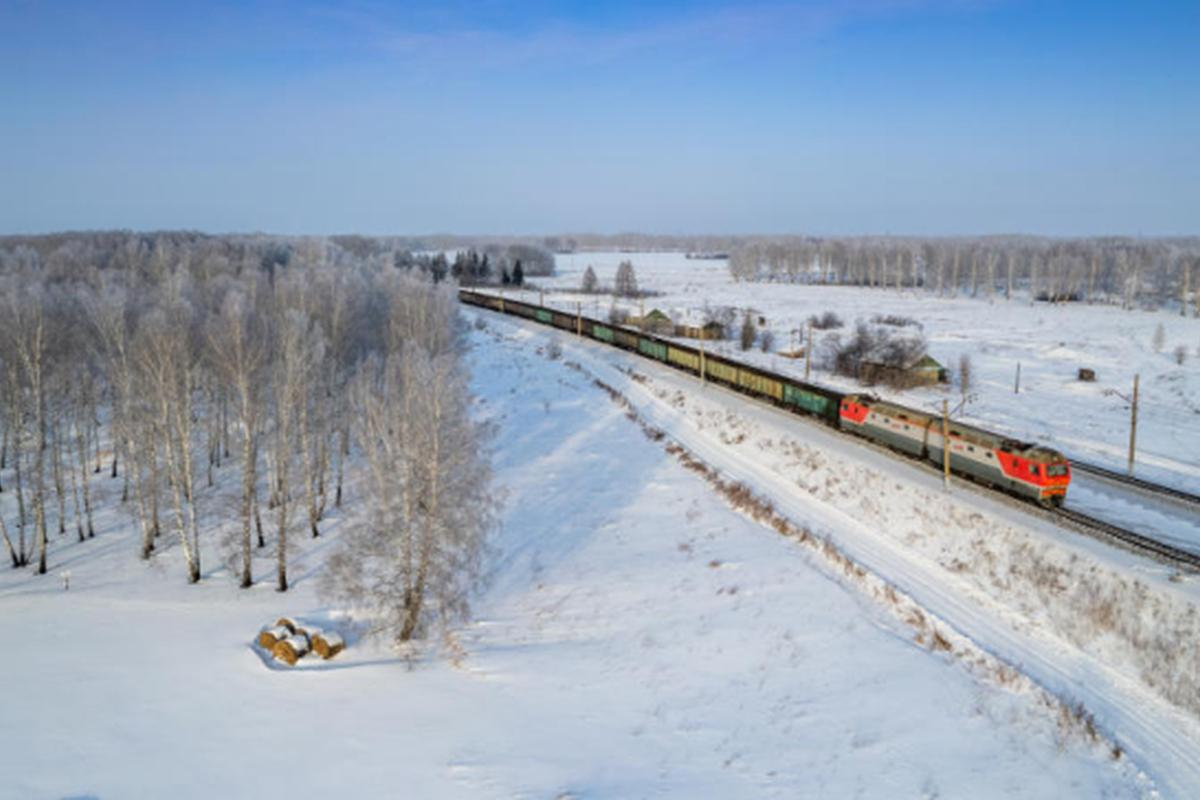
(804, 320, 813, 382)
(1128, 373, 1139, 475)
(1014, 362, 1020, 394)
(942, 399, 951, 488)
(576, 302, 582, 337)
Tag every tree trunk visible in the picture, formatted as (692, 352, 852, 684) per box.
(239, 417, 255, 588)
(33, 377, 48, 575)
(299, 395, 319, 539)
(275, 424, 290, 592)
(158, 392, 199, 583)
(76, 413, 95, 538)
(51, 419, 67, 536)
(335, 418, 348, 507)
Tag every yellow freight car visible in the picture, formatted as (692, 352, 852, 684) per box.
(737, 367, 783, 401)
(667, 344, 701, 372)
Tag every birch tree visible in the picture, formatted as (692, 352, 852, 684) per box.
(4, 281, 50, 574)
(323, 342, 495, 644)
(136, 304, 202, 583)
(209, 290, 269, 587)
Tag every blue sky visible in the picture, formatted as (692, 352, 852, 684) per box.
(2, 0, 1197, 235)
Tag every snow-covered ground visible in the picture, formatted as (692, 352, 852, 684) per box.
(511, 251, 1200, 495)
(0, 317, 1170, 798)
(469, 310, 1200, 796)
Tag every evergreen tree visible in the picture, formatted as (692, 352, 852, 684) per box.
(581, 265, 598, 292)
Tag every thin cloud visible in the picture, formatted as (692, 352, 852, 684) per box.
(307, 0, 1009, 69)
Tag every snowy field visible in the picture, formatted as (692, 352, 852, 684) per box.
(510, 251, 1200, 494)
(0, 319, 1170, 798)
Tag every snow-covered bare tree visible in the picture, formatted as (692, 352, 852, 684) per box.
(322, 339, 495, 645)
(136, 300, 203, 583)
(208, 289, 270, 587)
(614, 260, 638, 298)
(2, 278, 50, 574)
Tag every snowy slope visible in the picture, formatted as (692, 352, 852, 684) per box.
(468, 309, 1200, 797)
(0, 320, 1158, 798)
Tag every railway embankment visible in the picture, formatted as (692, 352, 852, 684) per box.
(473, 308, 1200, 798)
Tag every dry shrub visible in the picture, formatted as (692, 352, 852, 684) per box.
(871, 313, 921, 329)
(275, 617, 297, 634)
(1056, 701, 1101, 749)
(905, 608, 927, 629)
(809, 311, 843, 330)
(930, 629, 953, 653)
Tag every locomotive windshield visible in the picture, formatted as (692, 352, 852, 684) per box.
(1046, 463, 1069, 477)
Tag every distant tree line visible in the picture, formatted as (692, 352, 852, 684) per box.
(726, 236, 1200, 313)
(0, 232, 496, 644)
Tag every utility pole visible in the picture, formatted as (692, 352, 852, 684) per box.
(539, 288, 544, 307)
(804, 320, 813, 382)
(942, 399, 950, 488)
(498, 285, 505, 314)
(699, 331, 707, 387)
(576, 302, 582, 337)
(1014, 362, 1020, 394)
(1128, 373, 1139, 475)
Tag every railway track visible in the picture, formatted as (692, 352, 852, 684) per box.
(1053, 507, 1200, 570)
(467, 297, 1200, 572)
(1070, 460, 1200, 508)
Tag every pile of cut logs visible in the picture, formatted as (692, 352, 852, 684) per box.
(256, 617, 345, 665)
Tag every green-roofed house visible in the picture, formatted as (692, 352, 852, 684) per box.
(858, 353, 948, 388)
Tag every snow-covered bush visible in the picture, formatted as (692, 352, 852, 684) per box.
(809, 310, 843, 330)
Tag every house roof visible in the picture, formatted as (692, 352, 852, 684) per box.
(913, 355, 944, 370)
(860, 342, 940, 372)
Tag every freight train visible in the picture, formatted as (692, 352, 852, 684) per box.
(461, 290, 1071, 505)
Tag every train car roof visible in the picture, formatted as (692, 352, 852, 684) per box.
(844, 394, 1066, 461)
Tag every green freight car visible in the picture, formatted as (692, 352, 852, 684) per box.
(638, 337, 668, 361)
(591, 323, 615, 343)
(782, 382, 837, 421)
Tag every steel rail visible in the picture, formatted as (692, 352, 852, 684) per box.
(1052, 508, 1200, 570)
(1070, 460, 1200, 508)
